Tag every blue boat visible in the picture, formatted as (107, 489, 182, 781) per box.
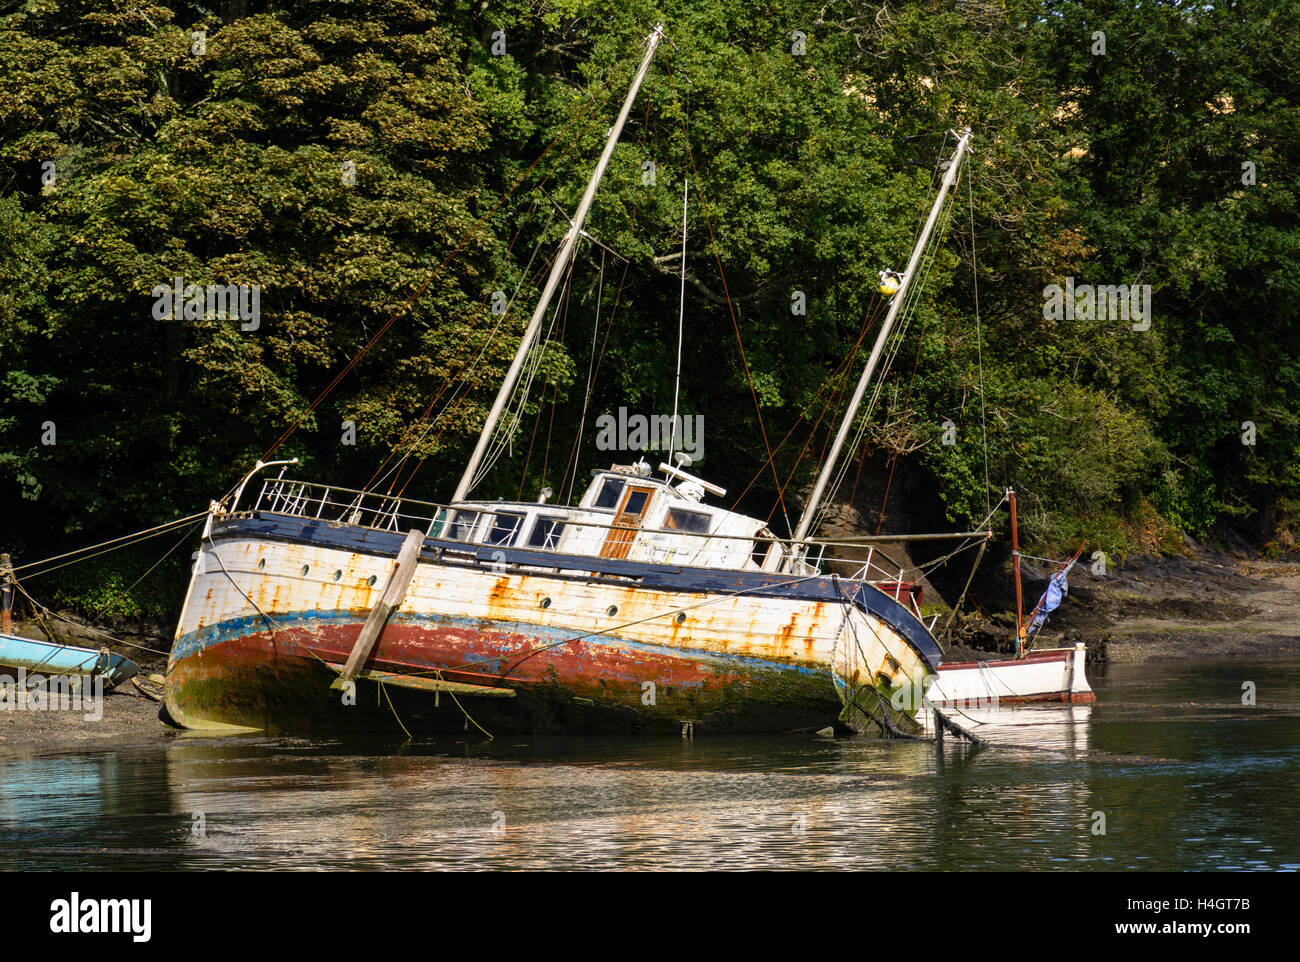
(0, 632, 140, 688)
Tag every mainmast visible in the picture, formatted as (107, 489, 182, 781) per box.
(452, 24, 666, 503)
(789, 128, 973, 550)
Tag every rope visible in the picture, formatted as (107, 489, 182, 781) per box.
(1013, 549, 1066, 566)
(122, 518, 205, 598)
(939, 538, 987, 640)
(433, 669, 494, 740)
(11, 582, 172, 657)
(377, 678, 412, 739)
(10, 511, 208, 579)
(207, 544, 281, 635)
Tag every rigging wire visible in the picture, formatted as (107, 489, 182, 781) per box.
(725, 298, 884, 516)
(376, 233, 561, 496)
(805, 132, 958, 536)
(870, 184, 964, 532)
(386, 245, 565, 499)
(11, 512, 208, 581)
(470, 252, 572, 490)
(810, 161, 963, 537)
(821, 156, 967, 533)
(245, 56, 641, 493)
(668, 174, 688, 463)
(662, 58, 788, 524)
(387, 53, 660, 504)
(720, 132, 956, 533)
(365, 198, 552, 494)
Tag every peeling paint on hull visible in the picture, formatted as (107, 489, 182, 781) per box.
(167, 619, 845, 735)
(165, 514, 941, 735)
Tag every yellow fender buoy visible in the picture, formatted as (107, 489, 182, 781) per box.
(878, 270, 902, 296)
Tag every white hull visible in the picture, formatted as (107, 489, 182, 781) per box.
(929, 645, 1094, 708)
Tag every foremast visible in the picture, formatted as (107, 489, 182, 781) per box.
(788, 128, 974, 560)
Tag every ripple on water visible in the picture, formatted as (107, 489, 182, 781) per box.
(0, 656, 1297, 870)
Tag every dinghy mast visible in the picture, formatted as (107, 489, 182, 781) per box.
(789, 128, 973, 555)
(452, 24, 667, 503)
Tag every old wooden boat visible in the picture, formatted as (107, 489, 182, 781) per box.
(165, 26, 1005, 738)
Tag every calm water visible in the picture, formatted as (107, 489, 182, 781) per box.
(1, 657, 1297, 870)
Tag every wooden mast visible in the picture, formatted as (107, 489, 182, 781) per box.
(789, 128, 973, 554)
(1009, 487, 1025, 656)
(452, 24, 666, 504)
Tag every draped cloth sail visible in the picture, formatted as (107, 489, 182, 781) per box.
(1026, 555, 1079, 636)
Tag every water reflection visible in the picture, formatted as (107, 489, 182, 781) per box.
(0, 657, 1297, 870)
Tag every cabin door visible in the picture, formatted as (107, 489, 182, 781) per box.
(601, 486, 655, 560)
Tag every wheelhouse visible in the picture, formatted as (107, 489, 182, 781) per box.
(437, 461, 788, 573)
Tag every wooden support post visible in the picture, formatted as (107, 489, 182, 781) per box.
(331, 530, 424, 688)
(1, 553, 13, 635)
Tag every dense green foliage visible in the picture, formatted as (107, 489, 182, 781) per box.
(2, 1, 1298, 616)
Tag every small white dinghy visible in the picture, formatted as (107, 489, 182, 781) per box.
(931, 643, 1094, 707)
(931, 491, 1095, 711)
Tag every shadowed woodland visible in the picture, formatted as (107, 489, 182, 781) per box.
(1, 0, 1297, 619)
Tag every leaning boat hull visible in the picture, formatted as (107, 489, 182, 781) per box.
(165, 512, 942, 735)
(166, 614, 848, 735)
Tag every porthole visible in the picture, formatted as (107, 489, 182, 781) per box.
(539, 597, 552, 609)
(257, 558, 266, 570)
(606, 605, 618, 617)
(301, 565, 310, 576)
(332, 569, 342, 582)
(674, 612, 686, 625)
(367, 575, 378, 587)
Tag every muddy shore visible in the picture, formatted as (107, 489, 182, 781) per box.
(3, 552, 1299, 755)
(941, 552, 1300, 666)
(0, 687, 177, 757)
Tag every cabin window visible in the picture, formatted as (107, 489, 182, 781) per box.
(528, 517, 566, 550)
(593, 477, 625, 509)
(664, 507, 711, 534)
(485, 512, 524, 547)
(448, 510, 479, 541)
(622, 490, 650, 515)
